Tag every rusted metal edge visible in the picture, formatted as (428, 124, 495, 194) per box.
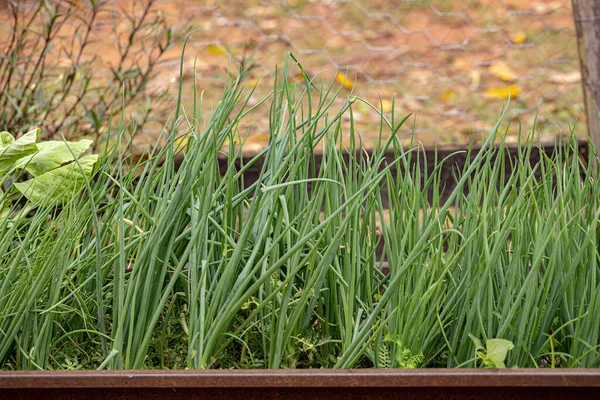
(1, 369, 599, 389)
(3, 369, 600, 400)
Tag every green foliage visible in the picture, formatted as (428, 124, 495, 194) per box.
(0, 129, 38, 174)
(13, 154, 98, 205)
(0, 55, 599, 370)
(0, 1, 175, 143)
(383, 334, 424, 368)
(14, 139, 93, 177)
(469, 334, 515, 368)
(0, 129, 98, 210)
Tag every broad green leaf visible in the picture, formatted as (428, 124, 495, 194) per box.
(0, 129, 39, 174)
(14, 139, 93, 176)
(482, 339, 514, 368)
(14, 154, 98, 205)
(0, 188, 9, 220)
(0, 132, 13, 147)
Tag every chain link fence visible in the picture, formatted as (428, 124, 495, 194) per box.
(0, 0, 584, 148)
(164, 0, 583, 147)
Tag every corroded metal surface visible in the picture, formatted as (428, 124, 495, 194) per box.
(1, 369, 599, 399)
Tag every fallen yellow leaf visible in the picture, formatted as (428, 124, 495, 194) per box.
(380, 99, 393, 113)
(244, 78, 260, 88)
(336, 72, 354, 89)
(291, 73, 305, 83)
(174, 135, 189, 149)
(207, 44, 228, 56)
(489, 61, 518, 82)
(439, 91, 456, 102)
(484, 85, 522, 100)
(510, 32, 527, 45)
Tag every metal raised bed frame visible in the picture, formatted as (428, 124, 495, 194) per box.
(2, 369, 600, 399)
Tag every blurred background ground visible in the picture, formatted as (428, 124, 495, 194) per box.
(0, 0, 584, 152)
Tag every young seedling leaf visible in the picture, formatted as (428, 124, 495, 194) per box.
(483, 339, 514, 369)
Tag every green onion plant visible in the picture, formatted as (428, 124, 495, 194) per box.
(1, 53, 599, 370)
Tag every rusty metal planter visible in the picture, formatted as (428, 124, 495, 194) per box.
(1, 369, 600, 400)
(1, 141, 595, 400)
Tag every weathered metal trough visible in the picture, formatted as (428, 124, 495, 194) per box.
(1, 369, 600, 399)
(1, 140, 596, 400)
